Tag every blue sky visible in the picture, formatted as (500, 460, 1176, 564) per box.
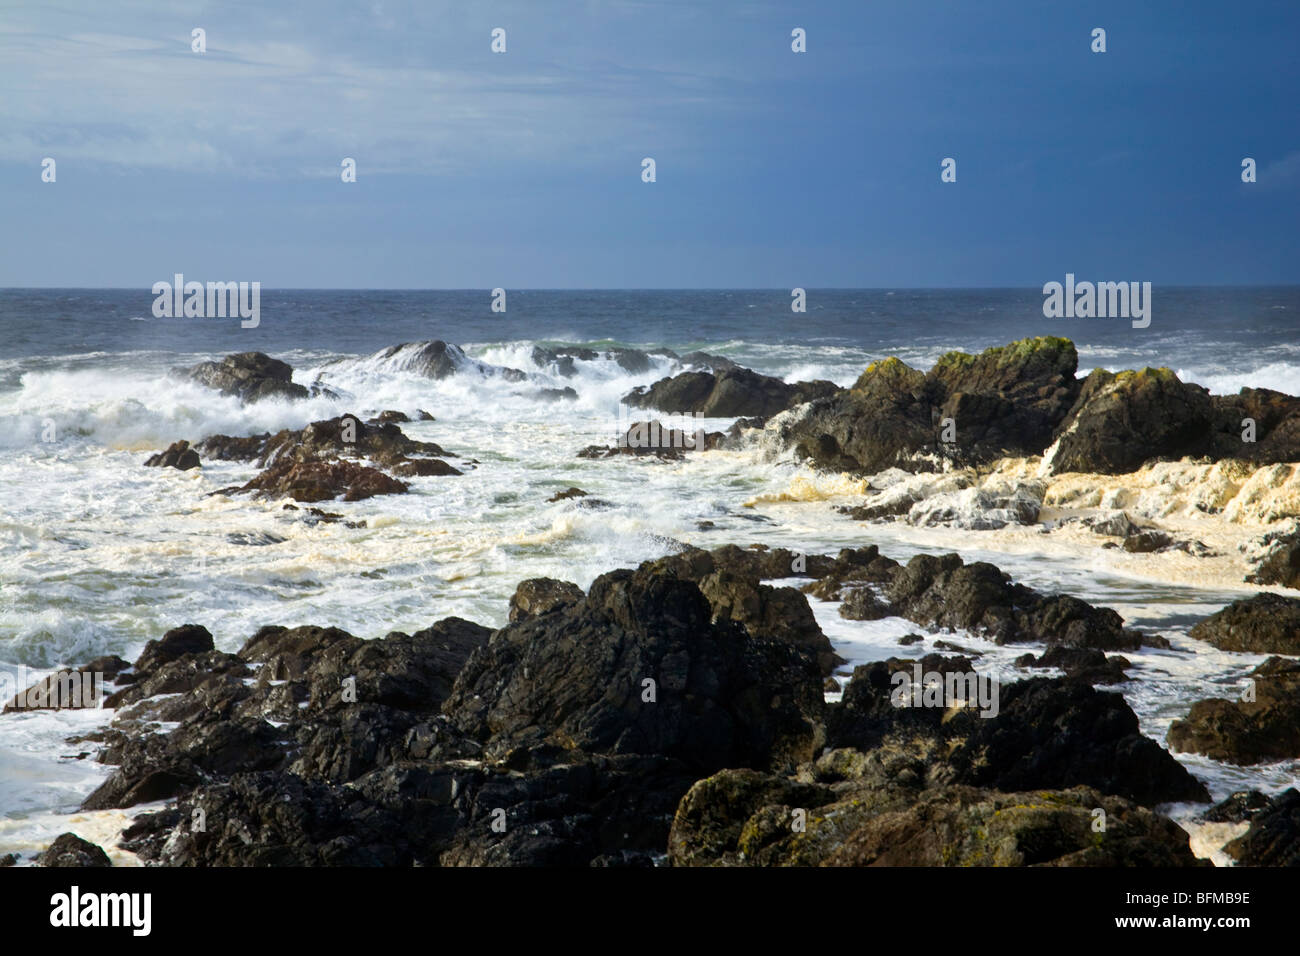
(2, 0, 1297, 287)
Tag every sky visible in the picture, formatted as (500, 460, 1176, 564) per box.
(1, 0, 1297, 288)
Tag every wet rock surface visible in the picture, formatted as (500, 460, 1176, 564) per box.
(1223, 788, 1300, 866)
(144, 440, 201, 470)
(18, 539, 1237, 867)
(37, 833, 112, 868)
(1189, 592, 1300, 654)
(623, 367, 838, 419)
(1167, 656, 1300, 764)
(175, 352, 333, 404)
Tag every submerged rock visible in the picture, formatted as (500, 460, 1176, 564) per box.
(236, 459, 409, 502)
(578, 421, 724, 460)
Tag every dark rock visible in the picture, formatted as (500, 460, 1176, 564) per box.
(826, 665, 1208, 807)
(668, 764, 1200, 867)
(547, 487, 588, 502)
(368, 341, 464, 379)
(144, 440, 200, 470)
(776, 338, 1081, 474)
(256, 414, 448, 468)
(175, 352, 322, 404)
(1167, 656, 1300, 764)
(194, 432, 272, 461)
(623, 367, 838, 418)
(1208, 388, 1300, 464)
(1202, 789, 1271, 824)
(1189, 592, 1300, 654)
(839, 587, 896, 621)
(391, 458, 462, 477)
(1082, 511, 1141, 538)
(881, 552, 1141, 651)
(578, 421, 724, 460)
(679, 351, 738, 373)
(1015, 646, 1131, 684)
(697, 569, 844, 676)
(37, 833, 111, 867)
(1044, 367, 1213, 475)
(442, 564, 826, 774)
(134, 624, 214, 674)
(236, 458, 408, 502)
(535, 387, 579, 402)
(1224, 788, 1300, 866)
(1122, 530, 1176, 553)
(508, 578, 585, 623)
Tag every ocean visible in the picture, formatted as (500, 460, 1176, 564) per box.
(1, 286, 1298, 863)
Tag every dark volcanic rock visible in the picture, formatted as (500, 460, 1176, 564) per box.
(3, 654, 129, 712)
(442, 564, 826, 773)
(144, 440, 200, 470)
(623, 367, 838, 418)
(1224, 788, 1300, 867)
(391, 458, 462, 477)
(1044, 367, 1213, 475)
(824, 664, 1208, 807)
(135, 624, 214, 674)
(1189, 592, 1300, 654)
(176, 352, 323, 404)
(578, 421, 724, 460)
(697, 569, 844, 676)
(1167, 656, 1300, 764)
(194, 432, 272, 461)
(369, 341, 464, 379)
(668, 763, 1200, 867)
(1015, 646, 1131, 685)
(82, 617, 493, 814)
(257, 414, 448, 468)
(507, 578, 585, 623)
(38, 833, 111, 867)
(1202, 789, 1271, 824)
(236, 458, 409, 502)
(882, 552, 1142, 651)
(1208, 388, 1300, 464)
(838, 587, 897, 622)
(925, 336, 1081, 455)
(547, 486, 588, 502)
(775, 337, 1081, 474)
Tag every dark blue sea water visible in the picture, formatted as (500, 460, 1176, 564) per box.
(1, 288, 1297, 392)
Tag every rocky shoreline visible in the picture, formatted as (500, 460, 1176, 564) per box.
(6, 540, 1298, 867)
(11, 334, 1299, 867)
